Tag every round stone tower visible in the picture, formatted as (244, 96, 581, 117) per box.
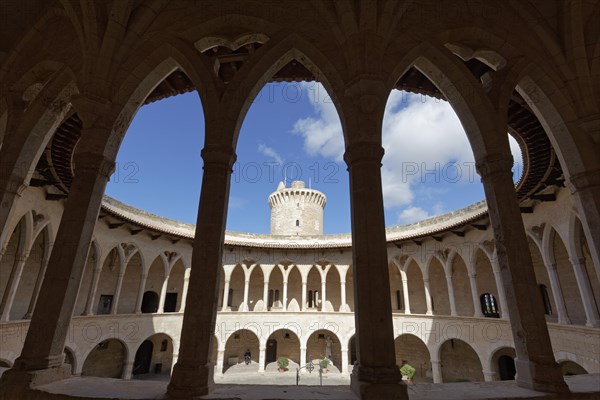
(268, 180, 326, 235)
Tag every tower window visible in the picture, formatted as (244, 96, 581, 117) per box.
(296, 220, 299, 226)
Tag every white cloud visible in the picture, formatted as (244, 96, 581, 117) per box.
(291, 84, 522, 222)
(258, 143, 284, 165)
(397, 206, 430, 224)
(291, 83, 345, 161)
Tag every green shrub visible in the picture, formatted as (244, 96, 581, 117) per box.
(277, 356, 289, 370)
(320, 357, 331, 369)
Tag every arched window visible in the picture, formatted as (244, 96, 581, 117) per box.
(268, 289, 274, 308)
(480, 293, 499, 318)
(295, 220, 300, 227)
(274, 289, 280, 303)
(538, 284, 552, 315)
(308, 290, 313, 308)
(498, 355, 516, 380)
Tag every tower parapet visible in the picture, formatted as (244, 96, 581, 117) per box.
(268, 181, 326, 235)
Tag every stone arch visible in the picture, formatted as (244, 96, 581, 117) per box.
(94, 246, 122, 315)
(348, 334, 357, 366)
(325, 264, 341, 312)
(132, 333, 174, 377)
(450, 252, 474, 316)
(247, 264, 264, 311)
(527, 234, 556, 320)
(228, 36, 346, 150)
(394, 334, 431, 382)
(229, 264, 245, 311)
(388, 260, 404, 312)
(306, 265, 321, 310)
(547, 226, 586, 324)
(474, 248, 500, 316)
(346, 265, 355, 312)
(117, 251, 143, 314)
(286, 265, 302, 310)
(223, 329, 260, 373)
(144, 255, 167, 312)
(387, 41, 510, 162)
(405, 259, 426, 314)
(489, 346, 516, 381)
(9, 224, 48, 320)
(568, 214, 600, 311)
(81, 339, 127, 378)
(427, 255, 450, 315)
(164, 259, 185, 312)
(439, 338, 484, 382)
(559, 361, 588, 376)
(266, 265, 283, 310)
(264, 328, 301, 370)
(63, 346, 77, 375)
(305, 329, 342, 371)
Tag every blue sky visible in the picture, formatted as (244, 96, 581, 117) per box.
(105, 83, 521, 234)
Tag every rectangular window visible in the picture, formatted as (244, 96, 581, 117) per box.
(396, 289, 404, 310)
(97, 295, 113, 315)
(164, 292, 178, 312)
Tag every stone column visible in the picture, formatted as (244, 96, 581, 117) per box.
(258, 346, 266, 372)
(431, 360, 442, 383)
(341, 349, 349, 374)
(468, 273, 484, 317)
(241, 278, 250, 312)
(167, 146, 235, 398)
(221, 279, 230, 311)
(423, 278, 433, 315)
(178, 269, 190, 313)
(111, 272, 125, 315)
(215, 350, 225, 375)
(567, 169, 600, 280)
(24, 253, 50, 319)
(340, 280, 347, 311)
(282, 279, 288, 311)
(158, 279, 168, 313)
(477, 153, 568, 393)
(401, 276, 411, 314)
(545, 263, 571, 324)
(262, 281, 269, 309)
(134, 272, 148, 314)
(445, 274, 458, 316)
(483, 369, 496, 382)
(300, 347, 307, 369)
(344, 141, 405, 398)
(570, 258, 600, 327)
(0, 254, 29, 321)
(491, 265, 509, 319)
(301, 280, 307, 311)
(83, 267, 102, 316)
(320, 276, 327, 311)
(2, 149, 115, 382)
(122, 361, 133, 380)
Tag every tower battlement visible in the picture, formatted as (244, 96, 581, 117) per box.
(268, 181, 326, 235)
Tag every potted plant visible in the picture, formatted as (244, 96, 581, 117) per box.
(320, 357, 330, 373)
(277, 356, 289, 372)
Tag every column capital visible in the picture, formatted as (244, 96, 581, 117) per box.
(569, 258, 586, 266)
(343, 142, 384, 168)
(201, 146, 236, 169)
(546, 262, 557, 272)
(566, 168, 600, 193)
(475, 153, 513, 180)
(468, 273, 477, 279)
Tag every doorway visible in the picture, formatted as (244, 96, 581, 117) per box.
(266, 339, 277, 365)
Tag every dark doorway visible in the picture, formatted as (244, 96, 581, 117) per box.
(97, 295, 113, 315)
(266, 339, 277, 365)
(164, 292, 178, 312)
(141, 291, 159, 313)
(133, 340, 153, 375)
(350, 337, 357, 365)
(498, 355, 516, 380)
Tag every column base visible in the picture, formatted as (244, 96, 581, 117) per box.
(0, 364, 71, 397)
(350, 365, 407, 400)
(167, 362, 215, 398)
(515, 359, 570, 393)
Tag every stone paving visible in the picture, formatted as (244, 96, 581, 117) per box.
(33, 373, 599, 400)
